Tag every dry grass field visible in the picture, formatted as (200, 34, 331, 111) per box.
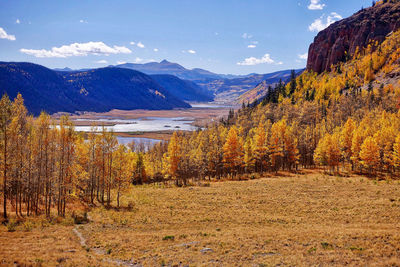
(1, 171, 400, 266)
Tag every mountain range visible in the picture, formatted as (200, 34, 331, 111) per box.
(115, 60, 223, 82)
(0, 60, 303, 115)
(115, 60, 302, 103)
(198, 69, 304, 103)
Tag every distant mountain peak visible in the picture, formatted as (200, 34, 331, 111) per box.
(116, 60, 221, 82)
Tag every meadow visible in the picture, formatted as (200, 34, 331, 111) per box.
(1, 171, 400, 266)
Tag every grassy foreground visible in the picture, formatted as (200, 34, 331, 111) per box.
(1, 171, 400, 266)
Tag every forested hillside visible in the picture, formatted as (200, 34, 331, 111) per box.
(143, 27, 400, 183)
(0, 62, 190, 115)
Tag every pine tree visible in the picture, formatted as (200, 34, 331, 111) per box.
(289, 70, 297, 96)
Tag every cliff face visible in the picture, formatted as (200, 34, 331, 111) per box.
(307, 1, 400, 74)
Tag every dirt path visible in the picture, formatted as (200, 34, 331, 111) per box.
(72, 214, 141, 267)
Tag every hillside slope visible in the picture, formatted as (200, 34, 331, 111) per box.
(63, 68, 191, 111)
(199, 69, 303, 103)
(237, 69, 304, 104)
(150, 74, 214, 102)
(0, 62, 190, 115)
(0, 62, 83, 115)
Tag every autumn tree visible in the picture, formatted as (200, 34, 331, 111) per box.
(253, 121, 268, 172)
(0, 94, 12, 219)
(223, 126, 243, 176)
(166, 132, 182, 184)
(392, 134, 400, 175)
(359, 136, 380, 176)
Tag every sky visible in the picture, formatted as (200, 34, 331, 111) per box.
(0, 0, 372, 75)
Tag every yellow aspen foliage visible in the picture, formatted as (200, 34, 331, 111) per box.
(340, 118, 355, 164)
(244, 135, 255, 172)
(223, 126, 243, 173)
(284, 125, 300, 170)
(269, 120, 286, 172)
(113, 145, 132, 207)
(314, 133, 340, 172)
(314, 137, 328, 166)
(392, 134, 400, 173)
(253, 121, 268, 172)
(166, 131, 181, 179)
(351, 128, 364, 170)
(359, 136, 380, 175)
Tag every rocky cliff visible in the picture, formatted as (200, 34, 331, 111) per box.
(307, 1, 400, 74)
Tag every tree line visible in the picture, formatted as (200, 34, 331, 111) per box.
(0, 93, 145, 220)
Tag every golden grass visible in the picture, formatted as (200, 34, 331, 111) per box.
(1, 171, 400, 266)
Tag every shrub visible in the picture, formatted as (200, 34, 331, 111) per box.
(7, 219, 17, 232)
(72, 212, 89, 224)
(127, 201, 135, 211)
(162, 235, 175, 241)
(23, 221, 34, 231)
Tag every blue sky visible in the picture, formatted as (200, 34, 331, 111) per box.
(0, 0, 371, 75)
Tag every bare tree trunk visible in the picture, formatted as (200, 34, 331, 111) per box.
(3, 131, 7, 220)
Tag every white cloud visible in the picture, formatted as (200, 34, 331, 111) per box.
(132, 57, 143, 63)
(130, 41, 135, 45)
(95, 59, 108, 64)
(117, 61, 127, 65)
(276, 61, 283, 65)
(308, 0, 325, 10)
(79, 19, 88, 23)
(237, 53, 275, 66)
(309, 12, 342, 32)
(247, 44, 256, 48)
(153, 48, 159, 52)
(137, 42, 145, 48)
(188, 49, 196, 54)
(298, 53, 308, 60)
(16, 19, 20, 24)
(0, 27, 16, 41)
(242, 33, 253, 39)
(20, 41, 132, 58)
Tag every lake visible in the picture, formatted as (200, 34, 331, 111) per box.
(73, 117, 198, 132)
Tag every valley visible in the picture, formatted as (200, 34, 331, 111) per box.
(1, 0, 400, 266)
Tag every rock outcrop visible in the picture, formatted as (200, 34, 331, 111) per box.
(307, 1, 400, 74)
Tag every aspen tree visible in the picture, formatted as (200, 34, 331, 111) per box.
(253, 121, 268, 172)
(360, 136, 380, 176)
(0, 94, 12, 219)
(167, 132, 181, 183)
(223, 126, 243, 176)
(392, 134, 400, 175)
